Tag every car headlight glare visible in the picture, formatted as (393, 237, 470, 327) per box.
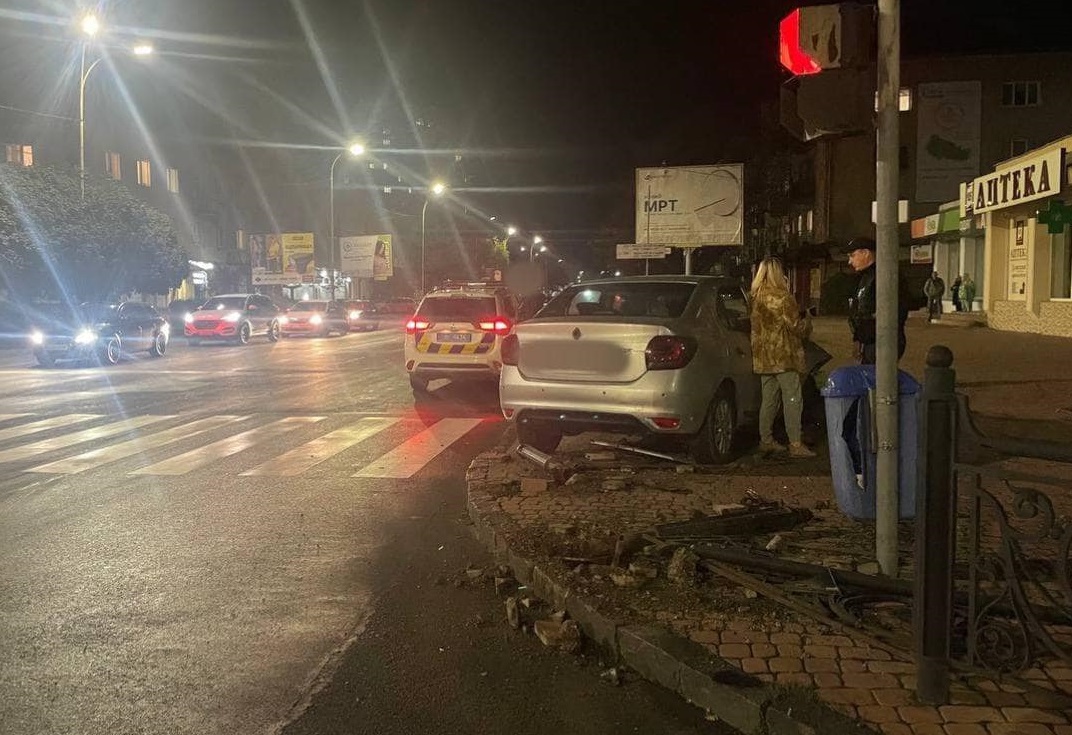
(75, 329, 97, 345)
(29, 330, 44, 346)
(222, 312, 242, 323)
(349, 310, 361, 320)
(184, 312, 195, 323)
(310, 314, 323, 325)
(278, 316, 288, 325)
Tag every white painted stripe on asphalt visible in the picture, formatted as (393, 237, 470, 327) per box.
(239, 417, 399, 477)
(0, 415, 173, 464)
(130, 416, 325, 476)
(352, 418, 482, 479)
(27, 415, 250, 475)
(0, 414, 102, 444)
(0, 414, 31, 423)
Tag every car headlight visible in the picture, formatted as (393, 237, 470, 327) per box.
(310, 314, 323, 325)
(75, 329, 97, 345)
(29, 330, 44, 346)
(222, 311, 242, 323)
(349, 310, 361, 320)
(184, 312, 194, 323)
(161, 323, 170, 335)
(278, 316, 288, 325)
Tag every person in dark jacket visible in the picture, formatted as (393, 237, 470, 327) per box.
(842, 237, 908, 365)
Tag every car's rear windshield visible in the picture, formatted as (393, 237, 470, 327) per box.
(289, 302, 327, 312)
(418, 296, 497, 321)
(538, 283, 695, 319)
(201, 297, 246, 311)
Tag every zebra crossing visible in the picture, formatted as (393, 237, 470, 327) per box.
(0, 411, 487, 479)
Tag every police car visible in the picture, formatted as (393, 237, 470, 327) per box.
(403, 283, 518, 393)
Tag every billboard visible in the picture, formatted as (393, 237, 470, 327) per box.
(915, 81, 981, 203)
(250, 232, 316, 285)
(339, 235, 393, 280)
(635, 165, 744, 247)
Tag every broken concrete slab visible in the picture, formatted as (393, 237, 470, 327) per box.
(534, 619, 583, 653)
(666, 548, 699, 585)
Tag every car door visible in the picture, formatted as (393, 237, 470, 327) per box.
(253, 296, 278, 333)
(712, 285, 761, 423)
(117, 303, 146, 348)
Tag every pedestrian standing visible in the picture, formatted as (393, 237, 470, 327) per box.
(951, 275, 963, 312)
(923, 271, 945, 322)
(843, 237, 908, 364)
(749, 257, 815, 458)
(962, 274, 976, 312)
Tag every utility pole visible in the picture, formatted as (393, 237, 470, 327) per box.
(875, 0, 901, 576)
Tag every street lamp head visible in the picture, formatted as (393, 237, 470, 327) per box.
(540, 245, 548, 253)
(132, 44, 154, 56)
(431, 181, 446, 196)
(347, 141, 365, 157)
(80, 13, 100, 37)
(533, 235, 543, 245)
(507, 226, 517, 236)
(520, 246, 527, 252)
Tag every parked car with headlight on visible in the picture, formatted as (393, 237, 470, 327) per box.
(499, 276, 764, 464)
(185, 293, 281, 345)
(344, 300, 380, 332)
(279, 300, 350, 337)
(29, 301, 169, 367)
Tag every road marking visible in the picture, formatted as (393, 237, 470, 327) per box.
(0, 414, 103, 444)
(130, 416, 325, 476)
(352, 418, 482, 479)
(0, 415, 173, 463)
(0, 414, 32, 423)
(27, 415, 250, 475)
(239, 417, 399, 476)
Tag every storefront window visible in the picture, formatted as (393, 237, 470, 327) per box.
(1051, 228, 1072, 299)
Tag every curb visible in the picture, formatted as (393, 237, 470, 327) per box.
(465, 451, 877, 735)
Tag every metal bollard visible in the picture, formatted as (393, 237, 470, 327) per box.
(914, 345, 958, 704)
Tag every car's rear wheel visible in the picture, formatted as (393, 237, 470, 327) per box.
(149, 332, 167, 357)
(267, 320, 280, 343)
(689, 385, 737, 464)
(99, 335, 122, 366)
(517, 421, 563, 455)
(237, 323, 252, 345)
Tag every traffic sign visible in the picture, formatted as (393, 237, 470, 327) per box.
(617, 244, 671, 260)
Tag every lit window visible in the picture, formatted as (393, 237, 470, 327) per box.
(1010, 139, 1029, 157)
(136, 159, 151, 187)
(166, 167, 179, 193)
(873, 88, 912, 112)
(1002, 81, 1041, 107)
(105, 151, 121, 180)
(5, 144, 33, 167)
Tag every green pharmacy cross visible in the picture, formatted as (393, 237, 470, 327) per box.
(1038, 199, 1072, 235)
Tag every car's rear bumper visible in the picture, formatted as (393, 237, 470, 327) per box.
(498, 366, 706, 434)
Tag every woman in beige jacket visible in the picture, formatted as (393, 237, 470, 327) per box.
(749, 258, 815, 457)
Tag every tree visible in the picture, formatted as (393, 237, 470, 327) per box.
(0, 164, 187, 301)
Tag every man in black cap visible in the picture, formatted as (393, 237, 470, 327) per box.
(841, 237, 907, 364)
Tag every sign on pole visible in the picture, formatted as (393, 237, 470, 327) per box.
(635, 164, 744, 247)
(340, 235, 394, 280)
(616, 244, 671, 260)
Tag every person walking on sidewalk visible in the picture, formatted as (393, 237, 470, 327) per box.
(962, 274, 976, 312)
(844, 237, 908, 364)
(924, 271, 945, 322)
(951, 274, 963, 312)
(749, 257, 815, 458)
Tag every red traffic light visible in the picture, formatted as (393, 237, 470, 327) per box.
(779, 9, 822, 76)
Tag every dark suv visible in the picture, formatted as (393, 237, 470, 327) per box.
(184, 294, 281, 345)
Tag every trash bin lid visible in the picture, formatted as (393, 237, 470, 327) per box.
(820, 365, 921, 397)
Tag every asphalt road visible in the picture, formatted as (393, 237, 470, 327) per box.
(0, 331, 726, 735)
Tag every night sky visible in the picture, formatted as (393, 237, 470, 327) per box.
(4, 0, 1072, 252)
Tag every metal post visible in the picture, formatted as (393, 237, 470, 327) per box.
(329, 152, 344, 301)
(79, 48, 101, 201)
(875, 0, 901, 576)
(421, 198, 430, 295)
(914, 345, 957, 704)
(683, 247, 692, 275)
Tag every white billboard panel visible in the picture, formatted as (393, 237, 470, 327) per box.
(635, 165, 744, 247)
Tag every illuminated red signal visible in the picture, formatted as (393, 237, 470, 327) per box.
(779, 9, 822, 76)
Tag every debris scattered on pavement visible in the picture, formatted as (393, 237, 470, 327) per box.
(515, 443, 572, 483)
(505, 596, 521, 629)
(666, 547, 700, 585)
(584, 451, 618, 462)
(494, 576, 517, 595)
(1059, 407, 1072, 421)
(465, 567, 484, 580)
(534, 618, 583, 653)
(628, 560, 659, 580)
(590, 439, 689, 464)
(601, 478, 629, 491)
(600, 667, 622, 686)
(651, 502, 812, 540)
(765, 534, 785, 552)
(610, 570, 647, 588)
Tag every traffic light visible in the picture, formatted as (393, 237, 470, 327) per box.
(779, 3, 875, 141)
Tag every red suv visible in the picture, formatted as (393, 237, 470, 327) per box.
(185, 294, 282, 345)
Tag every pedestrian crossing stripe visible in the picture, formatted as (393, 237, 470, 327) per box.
(0, 414, 101, 443)
(0, 413, 487, 479)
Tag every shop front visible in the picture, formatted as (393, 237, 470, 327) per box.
(964, 136, 1072, 336)
(910, 204, 985, 313)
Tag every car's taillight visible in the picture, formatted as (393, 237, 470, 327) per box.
(405, 317, 431, 334)
(476, 317, 512, 336)
(501, 334, 519, 366)
(645, 336, 697, 370)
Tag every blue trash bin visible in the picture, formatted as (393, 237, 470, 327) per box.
(821, 366, 921, 520)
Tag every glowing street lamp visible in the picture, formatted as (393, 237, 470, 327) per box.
(421, 181, 448, 294)
(506, 226, 517, 237)
(329, 140, 366, 298)
(132, 44, 154, 56)
(530, 235, 543, 262)
(80, 14, 100, 37)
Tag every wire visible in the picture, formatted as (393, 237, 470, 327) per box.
(0, 103, 77, 122)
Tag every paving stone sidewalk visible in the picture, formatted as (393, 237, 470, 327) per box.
(466, 320, 1072, 735)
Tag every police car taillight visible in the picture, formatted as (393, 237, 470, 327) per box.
(405, 318, 431, 334)
(476, 317, 511, 336)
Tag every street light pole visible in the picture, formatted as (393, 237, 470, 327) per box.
(78, 47, 103, 202)
(420, 181, 446, 295)
(328, 142, 365, 300)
